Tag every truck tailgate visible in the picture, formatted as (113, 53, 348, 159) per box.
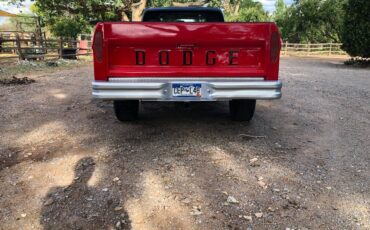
(93, 22, 280, 81)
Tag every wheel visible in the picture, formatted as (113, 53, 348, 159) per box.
(113, 100, 139, 121)
(229, 99, 256, 121)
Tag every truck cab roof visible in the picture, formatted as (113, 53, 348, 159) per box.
(142, 7, 224, 22)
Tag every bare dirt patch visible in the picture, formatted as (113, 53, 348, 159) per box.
(0, 57, 369, 229)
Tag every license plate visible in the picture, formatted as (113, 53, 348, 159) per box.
(172, 83, 201, 97)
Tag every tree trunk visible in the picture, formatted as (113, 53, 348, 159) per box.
(121, 11, 130, 21)
(131, 0, 147, 21)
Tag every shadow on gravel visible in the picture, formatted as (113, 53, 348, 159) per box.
(40, 157, 131, 229)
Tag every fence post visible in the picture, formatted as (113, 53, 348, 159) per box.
(329, 43, 332, 56)
(59, 38, 63, 59)
(307, 43, 310, 55)
(285, 41, 288, 55)
(15, 34, 24, 60)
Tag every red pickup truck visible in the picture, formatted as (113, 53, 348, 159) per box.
(92, 7, 282, 121)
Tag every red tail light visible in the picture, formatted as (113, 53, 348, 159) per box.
(270, 31, 280, 63)
(93, 30, 103, 62)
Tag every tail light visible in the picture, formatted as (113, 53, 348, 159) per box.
(93, 30, 103, 62)
(270, 31, 280, 63)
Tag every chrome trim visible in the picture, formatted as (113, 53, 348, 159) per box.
(92, 78, 282, 101)
(109, 77, 265, 82)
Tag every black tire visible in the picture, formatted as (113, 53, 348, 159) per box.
(113, 100, 139, 121)
(229, 99, 256, 121)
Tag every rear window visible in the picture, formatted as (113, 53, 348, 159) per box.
(142, 10, 224, 22)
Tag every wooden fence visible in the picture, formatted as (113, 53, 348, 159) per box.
(281, 42, 346, 56)
(0, 36, 92, 61)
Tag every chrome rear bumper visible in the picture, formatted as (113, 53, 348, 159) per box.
(92, 77, 282, 101)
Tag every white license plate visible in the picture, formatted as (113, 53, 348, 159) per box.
(172, 83, 201, 97)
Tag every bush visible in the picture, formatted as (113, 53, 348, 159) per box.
(344, 58, 370, 68)
(50, 17, 90, 39)
(341, 0, 370, 58)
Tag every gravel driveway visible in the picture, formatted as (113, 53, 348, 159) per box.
(0, 57, 369, 229)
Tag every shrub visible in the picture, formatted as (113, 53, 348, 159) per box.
(341, 0, 370, 58)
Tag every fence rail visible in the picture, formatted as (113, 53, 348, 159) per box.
(282, 42, 346, 55)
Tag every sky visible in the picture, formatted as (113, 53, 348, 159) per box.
(0, 0, 294, 24)
(259, 0, 294, 12)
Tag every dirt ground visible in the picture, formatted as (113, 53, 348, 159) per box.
(0, 57, 369, 230)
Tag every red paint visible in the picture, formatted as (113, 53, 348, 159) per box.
(93, 22, 281, 81)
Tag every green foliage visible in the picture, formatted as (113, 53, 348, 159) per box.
(273, 0, 286, 30)
(341, 0, 370, 58)
(275, 0, 345, 43)
(225, 0, 269, 22)
(50, 17, 90, 39)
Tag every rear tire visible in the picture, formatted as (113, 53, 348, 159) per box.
(113, 100, 139, 121)
(229, 99, 256, 121)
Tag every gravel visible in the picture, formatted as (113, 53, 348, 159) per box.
(0, 57, 369, 229)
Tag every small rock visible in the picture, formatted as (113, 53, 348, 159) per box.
(249, 157, 260, 167)
(190, 206, 202, 216)
(255, 212, 263, 218)
(222, 191, 228, 196)
(227, 196, 239, 204)
(258, 181, 267, 189)
(115, 221, 121, 228)
(257, 176, 263, 181)
(190, 210, 202, 216)
(181, 198, 191, 204)
(102, 188, 108, 192)
(114, 207, 123, 211)
(267, 207, 275, 212)
(273, 188, 280, 192)
(249, 158, 258, 164)
(326, 186, 332, 190)
(21, 213, 27, 218)
(113, 177, 120, 182)
(44, 198, 54, 206)
(275, 142, 282, 148)
(243, 215, 252, 221)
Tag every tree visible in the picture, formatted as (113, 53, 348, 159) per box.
(341, 0, 370, 58)
(7, 0, 270, 38)
(224, 0, 269, 22)
(275, 0, 345, 43)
